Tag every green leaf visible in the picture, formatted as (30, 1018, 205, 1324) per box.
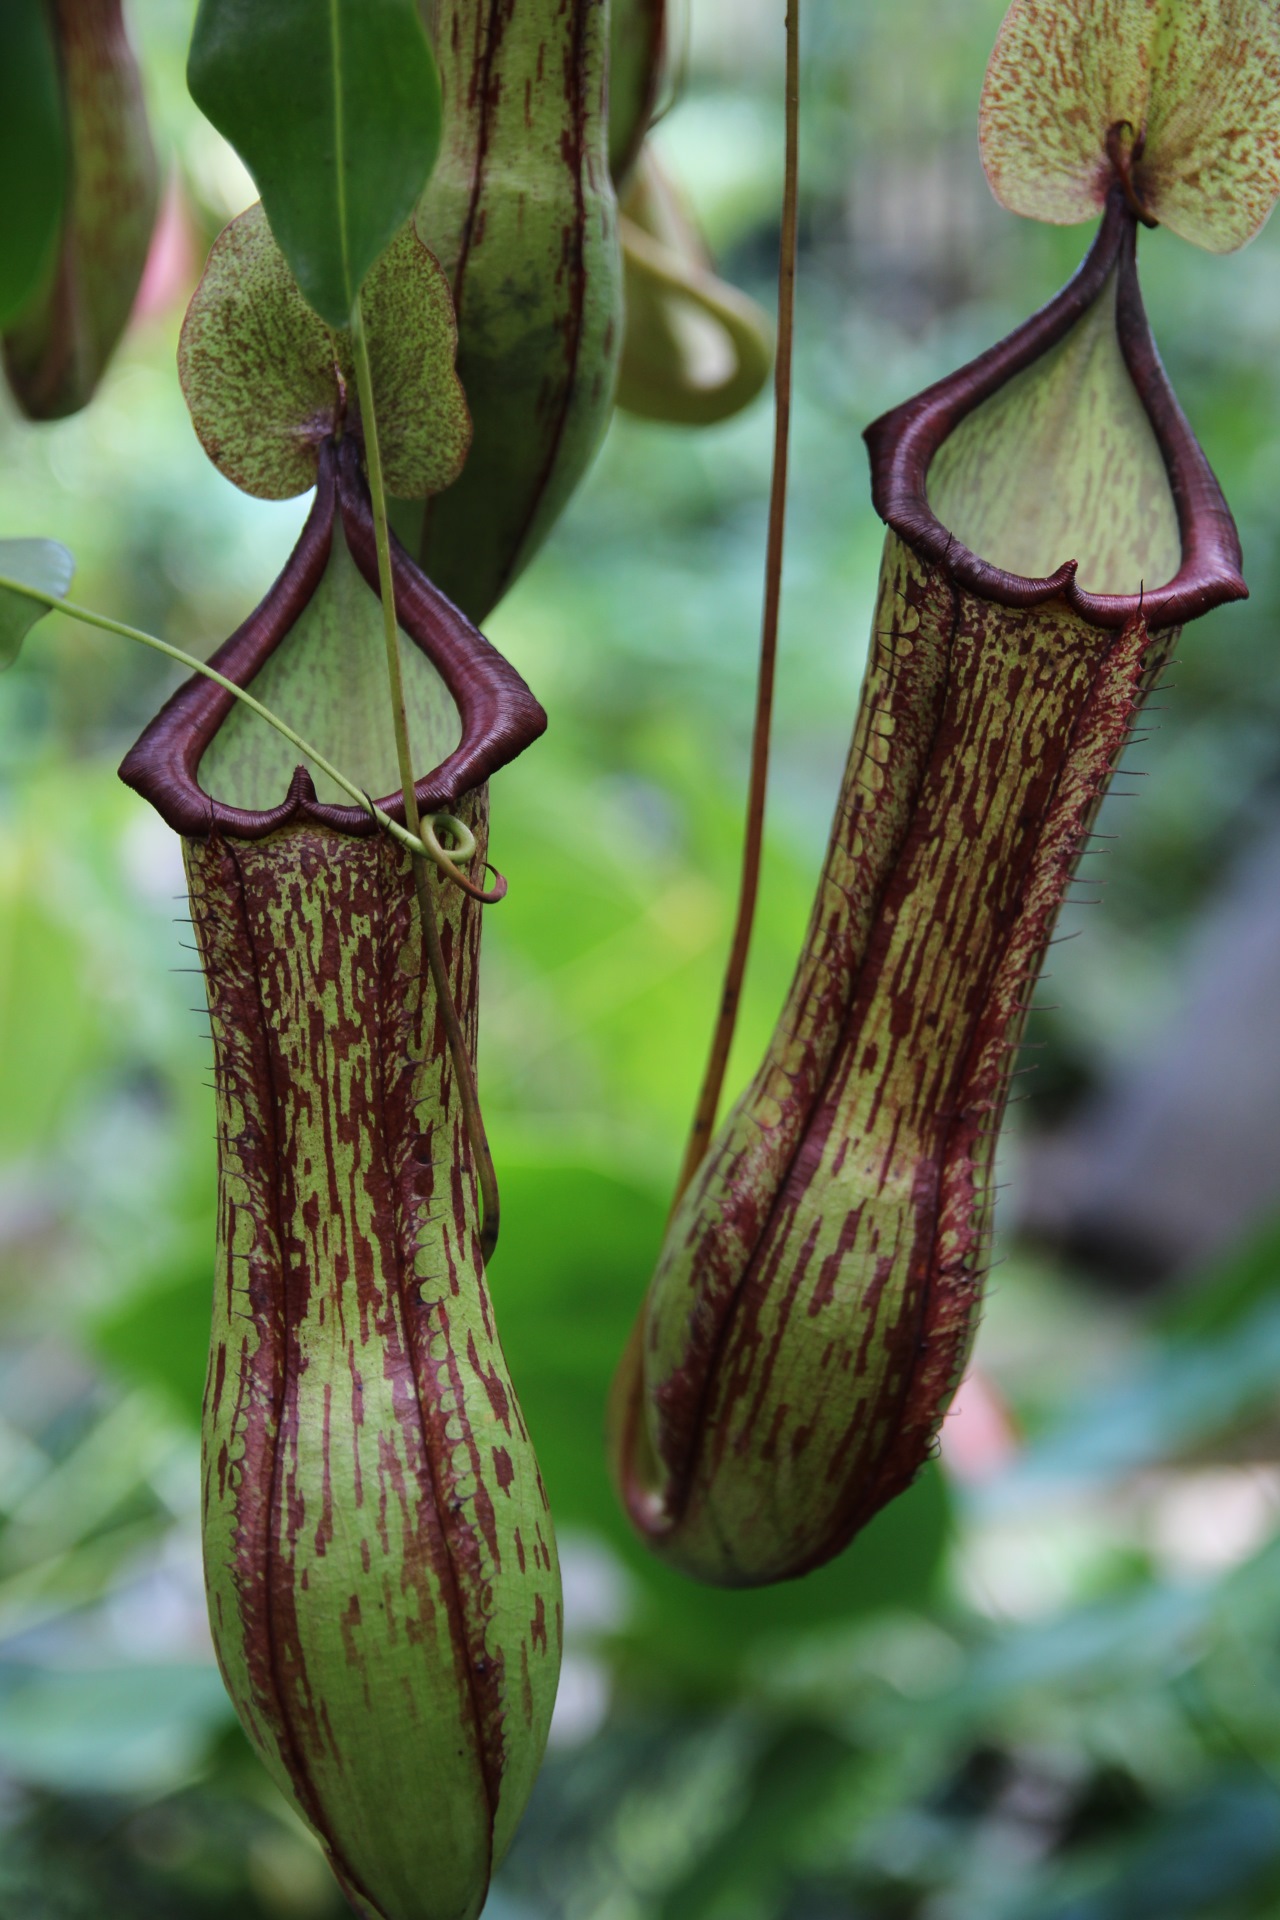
(179, 203, 470, 500)
(0, 0, 66, 330)
(0, 538, 74, 669)
(0, 1665, 232, 1794)
(188, 0, 442, 326)
(91, 1262, 214, 1425)
(981, 0, 1280, 253)
(0, 862, 106, 1158)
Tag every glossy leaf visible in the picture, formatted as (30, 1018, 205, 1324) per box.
(980, 0, 1280, 252)
(187, 0, 442, 326)
(0, 538, 74, 670)
(179, 203, 470, 500)
(0, 0, 66, 330)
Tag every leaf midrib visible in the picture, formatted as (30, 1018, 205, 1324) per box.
(327, 0, 352, 314)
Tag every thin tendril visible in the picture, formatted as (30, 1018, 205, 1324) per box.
(0, 574, 472, 875)
(350, 298, 502, 1264)
(669, 0, 800, 1214)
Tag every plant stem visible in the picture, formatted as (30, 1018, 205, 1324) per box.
(350, 299, 501, 1264)
(350, 307, 419, 824)
(670, 0, 800, 1212)
(0, 574, 437, 863)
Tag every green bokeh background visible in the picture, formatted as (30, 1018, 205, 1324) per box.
(3, 1, 1280, 1914)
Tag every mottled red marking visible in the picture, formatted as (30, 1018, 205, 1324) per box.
(171, 798, 543, 1901)
(759, 1401, 789, 1466)
(314, 1381, 334, 1557)
(854, 1254, 898, 1377)
(209, 1341, 227, 1419)
(612, 191, 1250, 1587)
(468, 1328, 513, 1431)
(339, 1592, 363, 1669)
(616, 529, 1224, 1582)
(807, 1206, 864, 1318)
(418, 0, 608, 607)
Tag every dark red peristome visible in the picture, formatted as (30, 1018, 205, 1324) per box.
(865, 191, 1247, 629)
(118, 435, 547, 837)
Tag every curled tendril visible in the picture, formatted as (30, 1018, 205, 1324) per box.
(426, 811, 477, 863)
(360, 799, 505, 903)
(421, 812, 508, 903)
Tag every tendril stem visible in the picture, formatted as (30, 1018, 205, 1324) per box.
(0, 572, 469, 870)
(350, 297, 502, 1263)
(670, 0, 800, 1214)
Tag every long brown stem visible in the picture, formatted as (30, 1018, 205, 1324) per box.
(670, 0, 800, 1211)
(351, 299, 502, 1262)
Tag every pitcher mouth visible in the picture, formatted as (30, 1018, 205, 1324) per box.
(864, 190, 1247, 630)
(119, 435, 547, 841)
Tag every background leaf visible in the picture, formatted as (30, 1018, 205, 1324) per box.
(187, 0, 442, 327)
(0, 538, 74, 670)
(0, 1665, 231, 1795)
(491, 1162, 952, 1689)
(0, 0, 67, 331)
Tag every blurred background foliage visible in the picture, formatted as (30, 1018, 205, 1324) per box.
(3, 0, 1280, 1913)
